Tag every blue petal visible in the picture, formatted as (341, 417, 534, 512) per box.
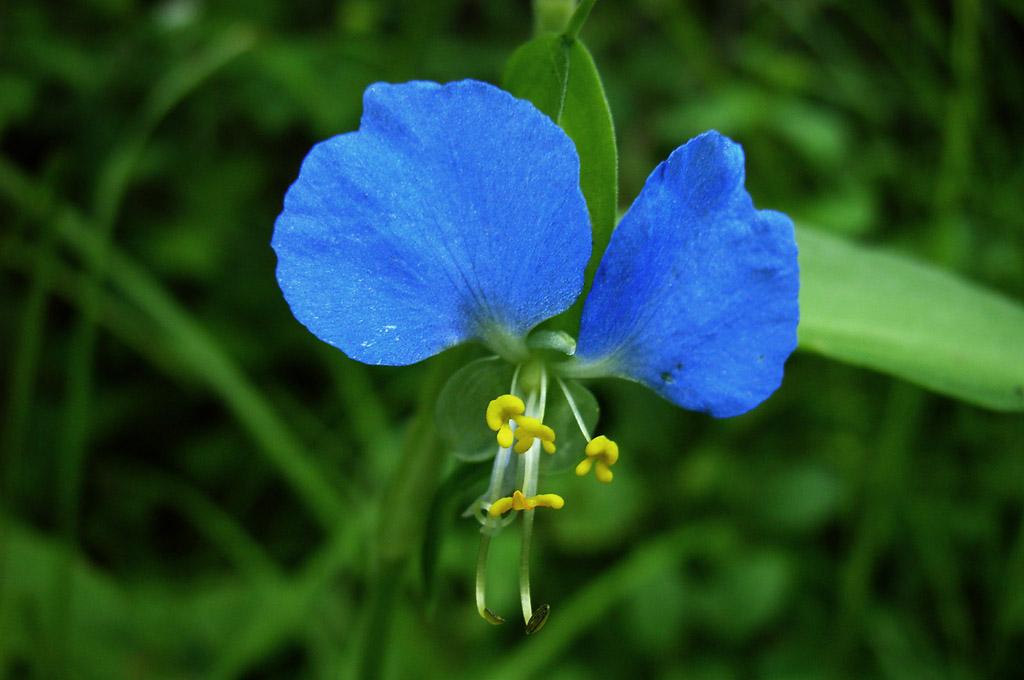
(272, 80, 591, 365)
(576, 131, 799, 417)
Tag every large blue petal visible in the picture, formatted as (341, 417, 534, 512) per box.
(575, 131, 799, 417)
(272, 80, 591, 365)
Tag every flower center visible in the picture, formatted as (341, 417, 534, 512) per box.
(473, 360, 621, 634)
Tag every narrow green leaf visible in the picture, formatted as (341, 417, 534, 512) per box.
(0, 158, 348, 530)
(503, 34, 568, 121)
(797, 226, 1024, 411)
(561, 39, 617, 287)
(503, 30, 617, 295)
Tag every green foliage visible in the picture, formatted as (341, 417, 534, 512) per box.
(1, 1, 1023, 679)
(798, 226, 1024, 411)
(504, 34, 568, 120)
(560, 41, 617, 285)
(503, 3, 617, 292)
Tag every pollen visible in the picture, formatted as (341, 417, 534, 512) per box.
(488, 490, 565, 517)
(512, 416, 556, 454)
(486, 394, 525, 448)
(575, 435, 619, 483)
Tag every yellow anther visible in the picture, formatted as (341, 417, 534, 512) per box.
(526, 493, 565, 510)
(511, 416, 557, 454)
(488, 495, 516, 517)
(575, 435, 619, 483)
(486, 394, 525, 449)
(488, 490, 565, 517)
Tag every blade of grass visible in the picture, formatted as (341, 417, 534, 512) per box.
(56, 23, 260, 524)
(0, 235, 189, 381)
(48, 25, 257, 675)
(0, 238, 308, 587)
(0, 223, 56, 497)
(0, 162, 347, 528)
(0, 269, 375, 675)
(0, 197, 63, 671)
(0, 176, 387, 680)
(0, 235, 368, 675)
(838, 384, 923, 661)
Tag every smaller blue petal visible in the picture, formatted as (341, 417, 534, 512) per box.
(576, 131, 799, 417)
(272, 80, 591, 365)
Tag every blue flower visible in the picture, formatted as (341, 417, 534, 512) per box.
(273, 80, 591, 367)
(272, 79, 799, 632)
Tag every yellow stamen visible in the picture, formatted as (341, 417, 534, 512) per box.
(575, 435, 619, 483)
(486, 394, 525, 449)
(512, 416, 556, 454)
(488, 490, 565, 517)
(488, 495, 516, 517)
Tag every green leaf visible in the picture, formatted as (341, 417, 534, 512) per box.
(503, 29, 617, 293)
(561, 40, 618, 286)
(503, 34, 568, 121)
(797, 226, 1024, 411)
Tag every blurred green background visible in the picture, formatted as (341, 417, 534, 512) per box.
(2, 0, 1023, 678)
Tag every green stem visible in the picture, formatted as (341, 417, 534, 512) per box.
(564, 0, 598, 40)
(475, 534, 505, 624)
(518, 367, 549, 628)
(557, 376, 592, 441)
(533, 0, 577, 35)
(519, 508, 537, 624)
(0, 201, 59, 671)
